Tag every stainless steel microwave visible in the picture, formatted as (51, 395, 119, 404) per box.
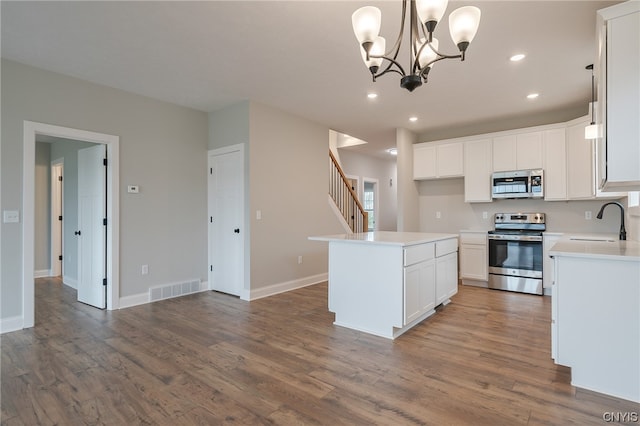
(491, 169, 544, 199)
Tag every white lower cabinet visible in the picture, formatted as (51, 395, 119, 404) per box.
(404, 259, 436, 324)
(543, 233, 563, 294)
(404, 238, 459, 325)
(436, 252, 458, 305)
(459, 231, 488, 284)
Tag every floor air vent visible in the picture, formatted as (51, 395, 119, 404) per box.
(149, 280, 202, 302)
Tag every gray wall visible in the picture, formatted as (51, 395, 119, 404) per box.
(248, 102, 343, 290)
(1, 59, 209, 321)
(417, 177, 624, 235)
(396, 128, 420, 231)
(209, 101, 344, 292)
(34, 142, 51, 272)
(338, 149, 397, 231)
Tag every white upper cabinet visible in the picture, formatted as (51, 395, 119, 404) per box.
(596, 2, 640, 191)
(413, 144, 437, 179)
(566, 119, 595, 199)
(543, 128, 568, 201)
(492, 135, 517, 171)
(492, 132, 543, 171)
(516, 132, 544, 170)
(464, 139, 493, 203)
(413, 142, 463, 180)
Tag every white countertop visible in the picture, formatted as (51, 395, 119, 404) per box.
(308, 231, 458, 247)
(549, 238, 640, 262)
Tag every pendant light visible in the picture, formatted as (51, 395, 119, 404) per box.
(585, 64, 599, 139)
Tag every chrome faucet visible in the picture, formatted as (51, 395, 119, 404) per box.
(596, 201, 627, 241)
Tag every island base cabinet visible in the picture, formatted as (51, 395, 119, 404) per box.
(328, 243, 404, 339)
(553, 255, 640, 402)
(325, 237, 458, 340)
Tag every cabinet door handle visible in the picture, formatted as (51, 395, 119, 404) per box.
(234, 228, 240, 234)
(74, 230, 81, 236)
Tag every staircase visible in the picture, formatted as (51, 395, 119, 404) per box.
(329, 151, 368, 233)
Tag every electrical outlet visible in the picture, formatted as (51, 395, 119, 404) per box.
(585, 211, 592, 220)
(436, 211, 441, 219)
(482, 211, 488, 219)
(141, 264, 149, 275)
(297, 256, 303, 264)
(256, 210, 262, 220)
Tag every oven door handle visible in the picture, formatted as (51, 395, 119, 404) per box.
(488, 235, 543, 242)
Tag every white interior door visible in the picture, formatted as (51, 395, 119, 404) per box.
(208, 146, 244, 297)
(77, 145, 106, 308)
(51, 161, 64, 277)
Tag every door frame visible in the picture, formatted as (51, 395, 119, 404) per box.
(207, 144, 248, 300)
(23, 121, 120, 328)
(50, 159, 64, 278)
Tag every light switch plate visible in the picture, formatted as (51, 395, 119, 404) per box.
(3, 210, 19, 223)
(127, 185, 139, 193)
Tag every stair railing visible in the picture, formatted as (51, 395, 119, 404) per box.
(329, 151, 368, 233)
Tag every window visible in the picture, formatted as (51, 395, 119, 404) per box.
(364, 181, 375, 230)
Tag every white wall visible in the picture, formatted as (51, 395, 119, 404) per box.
(337, 149, 397, 231)
(417, 178, 626, 235)
(1, 59, 209, 322)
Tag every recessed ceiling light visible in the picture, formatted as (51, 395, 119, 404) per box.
(510, 54, 526, 62)
(367, 93, 378, 99)
(527, 93, 539, 99)
(387, 148, 398, 156)
(409, 116, 418, 122)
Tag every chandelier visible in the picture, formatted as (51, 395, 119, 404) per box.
(351, 0, 481, 92)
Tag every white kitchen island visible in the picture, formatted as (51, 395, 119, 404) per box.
(550, 238, 640, 402)
(309, 231, 459, 339)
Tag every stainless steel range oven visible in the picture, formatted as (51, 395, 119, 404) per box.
(488, 213, 545, 295)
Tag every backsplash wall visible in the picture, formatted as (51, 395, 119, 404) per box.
(418, 178, 629, 236)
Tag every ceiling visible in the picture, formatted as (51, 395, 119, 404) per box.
(1, 1, 620, 158)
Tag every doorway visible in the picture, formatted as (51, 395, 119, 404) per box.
(363, 178, 379, 231)
(22, 121, 120, 329)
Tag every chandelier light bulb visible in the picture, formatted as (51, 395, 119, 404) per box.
(352, 6, 382, 45)
(449, 6, 481, 49)
(361, 36, 386, 70)
(416, 0, 449, 31)
(417, 37, 439, 69)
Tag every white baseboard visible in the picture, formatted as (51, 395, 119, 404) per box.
(247, 273, 328, 301)
(0, 316, 24, 334)
(34, 269, 50, 278)
(119, 292, 149, 309)
(63, 275, 77, 289)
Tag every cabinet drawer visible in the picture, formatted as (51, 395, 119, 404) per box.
(436, 238, 458, 257)
(404, 243, 434, 266)
(459, 232, 486, 245)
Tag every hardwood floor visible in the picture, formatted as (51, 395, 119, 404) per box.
(2, 278, 638, 425)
